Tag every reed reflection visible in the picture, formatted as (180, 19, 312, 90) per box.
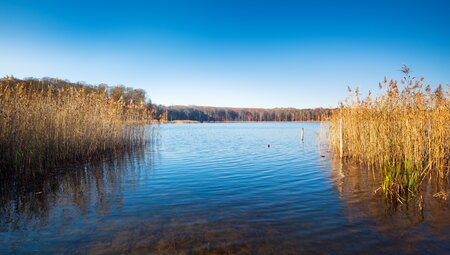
(329, 158, 450, 253)
(0, 130, 156, 234)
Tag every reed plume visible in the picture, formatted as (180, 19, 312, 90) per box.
(329, 68, 449, 202)
(0, 77, 151, 176)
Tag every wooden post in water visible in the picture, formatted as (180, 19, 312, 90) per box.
(301, 128, 304, 143)
(339, 118, 343, 158)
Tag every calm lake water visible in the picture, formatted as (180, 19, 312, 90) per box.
(1, 122, 449, 254)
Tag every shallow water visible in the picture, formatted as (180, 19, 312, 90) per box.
(0, 122, 449, 254)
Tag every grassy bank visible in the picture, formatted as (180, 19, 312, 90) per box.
(0, 77, 151, 176)
(329, 68, 449, 202)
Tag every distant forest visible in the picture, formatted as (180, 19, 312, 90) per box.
(2, 76, 333, 122)
(150, 105, 333, 122)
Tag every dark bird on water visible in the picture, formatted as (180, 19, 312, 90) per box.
(268, 144, 270, 148)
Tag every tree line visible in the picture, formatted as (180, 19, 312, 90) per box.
(2, 76, 333, 122)
(2, 76, 147, 105)
(1, 76, 153, 119)
(149, 105, 333, 122)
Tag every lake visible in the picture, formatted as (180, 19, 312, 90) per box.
(1, 122, 449, 254)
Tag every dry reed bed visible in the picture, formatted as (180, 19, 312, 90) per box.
(329, 74, 449, 202)
(0, 78, 150, 176)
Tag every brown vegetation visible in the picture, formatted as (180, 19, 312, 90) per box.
(328, 67, 449, 203)
(0, 76, 152, 176)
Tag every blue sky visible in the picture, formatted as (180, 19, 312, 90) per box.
(0, 0, 449, 108)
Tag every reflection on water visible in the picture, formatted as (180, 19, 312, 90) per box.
(0, 147, 154, 251)
(0, 123, 449, 254)
(329, 159, 450, 254)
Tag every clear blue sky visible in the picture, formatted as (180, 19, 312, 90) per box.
(0, 0, 449, 108)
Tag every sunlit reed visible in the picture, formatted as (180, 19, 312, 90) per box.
(0, 77, 150, 175)
(328, 69, 449, 203)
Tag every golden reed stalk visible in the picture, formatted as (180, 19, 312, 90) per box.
(0, 77, 151, 175)
(329, 70, 449, 202)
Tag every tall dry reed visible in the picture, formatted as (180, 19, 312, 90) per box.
(329, 68, 449, 202)
(0, 77, 150, 176)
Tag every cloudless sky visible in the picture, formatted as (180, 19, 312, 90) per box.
(0, 0, 449, 108)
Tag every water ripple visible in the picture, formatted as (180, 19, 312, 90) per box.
(1, 122, 449, 254)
